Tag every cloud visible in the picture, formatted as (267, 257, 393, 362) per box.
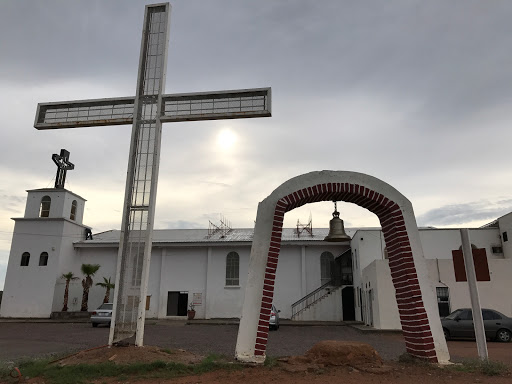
(417, 200, 512, 227)
(164, 220, 203, 230)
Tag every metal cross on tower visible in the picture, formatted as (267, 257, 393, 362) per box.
(52, 149, 75, 189)
(34, 3, 271, 346)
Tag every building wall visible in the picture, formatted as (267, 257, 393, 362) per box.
(499, 213, 512, 259)
(51, 246, 118, 313)
(25, 189, 85, 224)
(420, 228, 502, 260)
(362, 256, 512, 330)
(1, 218, 86, 317)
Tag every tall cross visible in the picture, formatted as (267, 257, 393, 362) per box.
(34, 3, 271, 346)
(52, 149, 74, 189)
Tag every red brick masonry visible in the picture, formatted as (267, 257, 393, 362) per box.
(253, 182, 437, 362)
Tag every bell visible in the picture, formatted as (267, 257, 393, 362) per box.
(324, 202, 351, 242)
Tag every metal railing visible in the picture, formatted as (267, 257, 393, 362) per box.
(291, 279, 339, 319)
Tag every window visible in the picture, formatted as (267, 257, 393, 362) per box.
(492, 246, 503, 255)
(39, 252, 49, 266)
(459, 310, 473, 320)
(20, 252, 30, 266)
(503, 232, 508, 242)
(320, 251, 334, 285)
(70, 200, 77, 220)
(226, 252, 240, 286)
(483, 310, 501, 321)
(436, 287, 450, 317)
(40, 196, 51, 217)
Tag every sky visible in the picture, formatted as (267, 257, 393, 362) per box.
(1, 0, 512, 290)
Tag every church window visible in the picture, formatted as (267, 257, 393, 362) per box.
(226, 252, 240, 286)
(20, 252, 30, 266)
(70, 200, 77, 220)
(39, 252, 49, 266)
(40, 196, 51, 217)
(320, 251, 334, 285)
(503, 232, 508, 242)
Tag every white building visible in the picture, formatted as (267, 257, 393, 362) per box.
(1, 185, 512, 330)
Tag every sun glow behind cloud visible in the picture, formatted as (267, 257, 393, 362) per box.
(216, 128, 237, 151)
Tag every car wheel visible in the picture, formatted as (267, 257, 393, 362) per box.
(496, 329, 511, 342)
(443, 328, 450, 340)
(92, 322, 98, 328)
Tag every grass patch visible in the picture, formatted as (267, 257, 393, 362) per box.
(397, 352, 432, 367)
(448, 359, 509, 377)
(0, 353, 243, 384)
(264, 356, 279, 368)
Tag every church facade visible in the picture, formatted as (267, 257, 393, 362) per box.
(2, 185, 512, 330)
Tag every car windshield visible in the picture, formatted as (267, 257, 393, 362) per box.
(99, 303, 113, 310)
(445, 309, 463, 320)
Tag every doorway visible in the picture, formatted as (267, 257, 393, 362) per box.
(342, 286, 355, 321)
(167, 291, 188, 316)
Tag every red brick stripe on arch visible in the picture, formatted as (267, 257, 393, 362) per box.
(253, 182, 437, 362)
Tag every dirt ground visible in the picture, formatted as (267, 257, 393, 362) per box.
(14, 341, 511, 384)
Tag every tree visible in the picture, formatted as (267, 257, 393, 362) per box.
(61, 272, 79, 311)
(80, 263, 100, 311)
(96, 277, 115, 303)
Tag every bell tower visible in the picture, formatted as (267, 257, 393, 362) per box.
(0, 150, 90, 318)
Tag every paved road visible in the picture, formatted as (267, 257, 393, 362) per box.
(0, 322, 406, 363)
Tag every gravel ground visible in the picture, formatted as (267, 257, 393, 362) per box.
(0, 322, 406, 363)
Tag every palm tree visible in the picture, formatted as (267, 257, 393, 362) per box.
(96, 277, 115, 303)
(61, 272, 79, 311)
(80, 263, 100, 311)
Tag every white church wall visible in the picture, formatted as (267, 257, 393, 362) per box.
(303, 244, 350, 294)
(24, 189, 85, 224)
(351, 231, 384, 322)
(1, 220, 65, 317)
(419, 228, 501, 261)
(362, 260, 401, 329)
(203, 246, 250, 319)
(363, 256, 512, 331)
(157, 247, 209, 318)
(294, 287, 343, 321)
(273, 245, 303, 319)
(498, 213, 512, 259)
(52, 245, 118, 313)
(427, 258, 512, 317)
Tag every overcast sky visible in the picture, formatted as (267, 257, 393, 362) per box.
(1, 0, 512, 290)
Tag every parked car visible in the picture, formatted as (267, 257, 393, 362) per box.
(90, 303, 113, 327)
(441, 308, 512, 342)
(269, 305, 280, 330)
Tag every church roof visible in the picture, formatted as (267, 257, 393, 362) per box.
(74, 227, 362, 246)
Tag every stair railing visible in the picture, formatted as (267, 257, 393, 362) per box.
(291, 279, 334, 319)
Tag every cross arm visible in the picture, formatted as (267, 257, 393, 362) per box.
(34, 87, 271, 130)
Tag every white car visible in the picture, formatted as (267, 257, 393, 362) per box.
(90, 303, 113, 327)
(269, 305, 280, 330)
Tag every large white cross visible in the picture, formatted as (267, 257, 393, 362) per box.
(34, 3, 271, 346)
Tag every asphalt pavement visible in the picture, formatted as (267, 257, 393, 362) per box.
(0, 320, 407, 364)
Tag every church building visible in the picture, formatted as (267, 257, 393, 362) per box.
(1, 182, 512, 330)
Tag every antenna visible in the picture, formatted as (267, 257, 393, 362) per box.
(207, 215, 232, 238)
(295, 212, 313, 238)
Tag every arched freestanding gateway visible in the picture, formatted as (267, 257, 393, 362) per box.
(235, 171, 450, 364)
